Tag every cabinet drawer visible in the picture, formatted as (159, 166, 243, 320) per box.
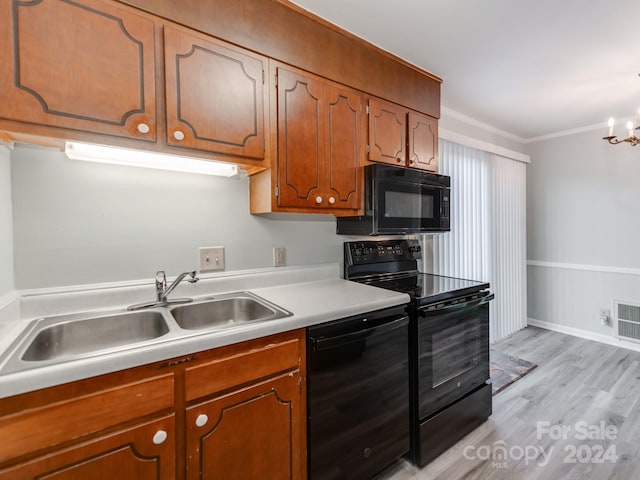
(0, 374, 174, 464)
(185, 337, 301, 401)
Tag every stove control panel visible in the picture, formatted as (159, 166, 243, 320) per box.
(345, 239, 421, 265)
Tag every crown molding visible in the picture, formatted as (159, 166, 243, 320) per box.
(441, 106, 638, 145)
(523, 116, 636, 144)
(439, 128, 530, 163)
(440, 106, 526, 143)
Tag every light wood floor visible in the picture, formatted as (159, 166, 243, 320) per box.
(377, 326, 640, 480)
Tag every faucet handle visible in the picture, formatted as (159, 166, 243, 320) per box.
(155, 270, 167, 290)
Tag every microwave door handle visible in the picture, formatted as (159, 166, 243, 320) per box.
(420, 293, 495, 316)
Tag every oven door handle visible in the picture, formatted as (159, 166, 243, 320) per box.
(311, 315, 408, 351)
(420, 293, 495, 316)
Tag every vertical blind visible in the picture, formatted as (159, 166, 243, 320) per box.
(432, 139, 527, 343)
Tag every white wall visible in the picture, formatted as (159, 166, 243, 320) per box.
(0, 146, 14, 297)
(526, 128, 640, 335)
(10, 144, 342, 290)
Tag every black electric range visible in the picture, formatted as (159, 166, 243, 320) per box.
(344, 239, 489, 305)
(344, 239, 494, 468)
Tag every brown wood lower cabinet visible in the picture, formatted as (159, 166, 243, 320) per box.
(186, 372, 301, 480)
(0, 415, 176, 480)
(0, 329, 306, 480)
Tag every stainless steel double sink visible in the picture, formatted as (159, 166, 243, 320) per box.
(0, 291, 292, 375)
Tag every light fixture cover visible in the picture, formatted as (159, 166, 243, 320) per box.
(64, 142, 238, 177)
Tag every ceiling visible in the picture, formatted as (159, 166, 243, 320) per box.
(288, 0, 640, 140)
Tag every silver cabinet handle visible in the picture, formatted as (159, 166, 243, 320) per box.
(315, 196, 323, 204)
(328, 196, 336, 204)
(195, 414, 209, 427)
(152, 430, 167, 445)
(173, 130, 185, 141)
(137, 123, 150, 134)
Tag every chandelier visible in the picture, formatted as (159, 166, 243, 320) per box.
(603, 116, 640, 146)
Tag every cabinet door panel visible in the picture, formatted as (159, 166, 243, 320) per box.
(325, 84, 363, 210)
(164, 26, 266, 158)
(0, 374, 174, 465)
(0, 0, 156, 140)
(408, 111, 438, 172)
(277, 67, 324, 208)
(186, 372, 301, 480)
(368, 98, 406, 166)
(0, 415, 175, 480)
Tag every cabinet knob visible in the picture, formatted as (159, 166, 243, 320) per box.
(152, 430, 168, 445)
(396, 157, 403, 163)
(137, 123, 150, 134)
(328, 196, 336, 205)
(173, 130, 185, 141)
(195, 414, 209, 427)
(315, 196, 323, 204)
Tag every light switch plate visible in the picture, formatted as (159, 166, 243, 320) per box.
(200, 246, 225, 272)
(273, 247, 285, 267)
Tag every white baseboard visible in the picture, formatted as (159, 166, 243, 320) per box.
(528, 317, 640, 354)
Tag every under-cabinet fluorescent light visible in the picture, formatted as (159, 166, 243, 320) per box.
(64, 142, 238, 177)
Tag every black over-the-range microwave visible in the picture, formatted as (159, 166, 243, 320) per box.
(336, 164, 451, 236)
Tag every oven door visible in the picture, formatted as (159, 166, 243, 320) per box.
(416, 292, 493, 419)
(373, 177, 449, 234)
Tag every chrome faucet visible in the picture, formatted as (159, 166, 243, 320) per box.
(155, 270, 199, 303)
(128, 270, 199, 310)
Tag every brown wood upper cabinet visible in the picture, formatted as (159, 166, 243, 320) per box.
(0, 0, 157, 141)
(163, 26, 267, 159)
(368, 98, 439, 172)
(270, 64, 364, 212)
(407, 111, 438, 171)
(368, 98, 406, 167)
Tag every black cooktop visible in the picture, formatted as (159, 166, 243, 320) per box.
(344, 239, 489, 305)
(360, 272, 488, 305)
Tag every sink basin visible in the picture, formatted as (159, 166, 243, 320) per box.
(0, 292, 291, 376)
(19, 310, 170, 363)
(170, 292, 291, 330)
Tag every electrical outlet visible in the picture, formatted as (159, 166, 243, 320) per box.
(273, 247, 285, 267)
(199, 246, 224, 272)
(599, 308, 610, 326)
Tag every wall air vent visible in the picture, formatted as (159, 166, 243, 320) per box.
(614, 300, 640, 343)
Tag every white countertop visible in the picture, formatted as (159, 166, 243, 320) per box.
(0, 264, 409, 399)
